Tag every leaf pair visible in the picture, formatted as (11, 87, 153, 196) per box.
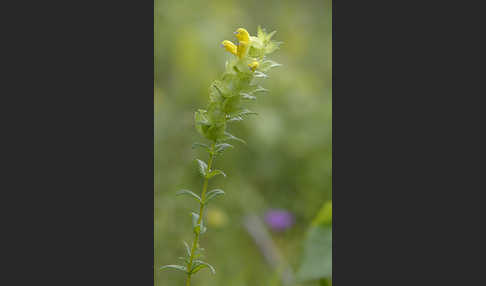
(176, 189, 225, 205)
(160, 261, 215, 275)
(190, 260, 216, 275)
(215, 143, 233, 154)
(221, 132, 246, 144)
(195, 159, 226, 179)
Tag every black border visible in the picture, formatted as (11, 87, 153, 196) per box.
(4, 0, 480, 284)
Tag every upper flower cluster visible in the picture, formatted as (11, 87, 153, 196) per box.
(195, 26, 282, 144)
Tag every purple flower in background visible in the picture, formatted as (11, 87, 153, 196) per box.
(264, 209, 295, 232)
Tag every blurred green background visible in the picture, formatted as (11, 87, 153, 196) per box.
(155, 0, 332, 285)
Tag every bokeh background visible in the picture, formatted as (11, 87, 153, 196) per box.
(155, 0, 332, 285)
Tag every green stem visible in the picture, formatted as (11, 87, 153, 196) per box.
(186, 143, 216, 286)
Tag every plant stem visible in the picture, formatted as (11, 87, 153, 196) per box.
(186, 143, 216, 286)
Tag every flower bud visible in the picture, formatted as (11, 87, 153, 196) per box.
(248, 61, 259, 71)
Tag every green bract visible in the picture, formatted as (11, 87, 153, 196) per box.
(195, 26, 281, 142)
(162, 26, 281, 286)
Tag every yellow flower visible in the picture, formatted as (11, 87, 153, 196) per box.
(237, 41, 249, 59)
(248, 61, 259, 72)
(221, 40, 238, 56)
(234, 28, 250, 43)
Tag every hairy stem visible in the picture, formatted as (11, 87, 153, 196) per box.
(186, 143, 216, 286)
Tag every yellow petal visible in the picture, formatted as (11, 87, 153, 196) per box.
(237, 41, 248, 59)
(221, 40, 238, 56)
(234, 28, 250, 43)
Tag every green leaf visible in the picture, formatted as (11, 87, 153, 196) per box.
(215, 143, 234, 153)
(227, 109, 258, 122)
(266, 30, 277, 41)
(235, 109, 258, 117)
(192, 260, 216, 275)
(296, 226, 332, 281)
(213, 83, 226, 97)
(191, 212, 206, 234)
(240, 93, 257, 100)
(195, 159, 208, 176)
(222, 132, 246, 144)
(160, 265, 187, 273)
(176, 189, 202, 203)
(206, 169, 226, 179)
(178, 257, 190, 264)
(204, 189, 225, 204)
(312, 201, 332, 226)
(259, 60, 282, 72)
(250, 86, 268, 94)
(192, 142, 209, 150)
(257, 25, 265, 39)
(183, 241, 191, 257)
(190, 264, 206, 274)
(254, 71, 269, 79)
(227, 116, 244, 122)
(191, 212, 199, 228)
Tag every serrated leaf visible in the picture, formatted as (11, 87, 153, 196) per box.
(160, 265, 187, 273)
(206, 169, 226, 179)
(227, 116, 243, 122)
(192, 260, 216, 275)
(195, 159, 208, 176)
(260, 60, 282, 72)
(194, 110, 210, 125)
(183, 241, 191, 257)
(257, 25, 265, 39)
(192, 142, 209, 150)
(254, 71, 269, 78)
(222, 132, 246, 144)
(235, 109, 258, 117)
(213, 83, 226, 97)
(241, 93, 257, 100)
(250, 86, 268, 94)
(204, 189, 225, 204)
(215, 143, 233, 153)
(227, 109, 257, 122)
(176, 189, 202, 203)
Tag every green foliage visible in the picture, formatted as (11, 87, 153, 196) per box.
(195, 159, 208, 177)
(191, 260, 216, 275)
(204, 189, 225, 204)
(297, 226, 332, 281)
(194, 27, 281, 144)
(206, 169, 226, 179)
(312, 200, 332, 226)
(297, 201, 333, 282)
(176, 189, 202, 203)
(163, 26, 282, 286)
(160, 265, 188, 273)
(155, 2, 332, 286)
